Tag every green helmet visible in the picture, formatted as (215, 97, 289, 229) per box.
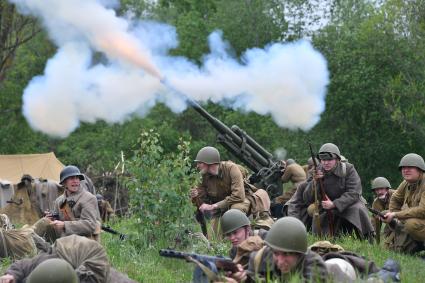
(286, 159, 295, 166)
(221, 209, 250, 235)
(59, 165, 85, 184)
(27, 258, 78, 283)
(371, 177, 391, 190)
(194, 146, 220, 164)
(398, 153, 425, 171)
(265, 217, 307, 254)
(318, 143, 341, 160)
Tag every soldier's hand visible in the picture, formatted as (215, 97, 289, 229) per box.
(224, 264, 246, 282)
(321, 199, 335, 210)
(199, 203, 217, 213)
(382, 212, 395, 223)
(313, 169, 324, 180)
(0, 274, 15, 283)
(52, 220, 65, 231)
(190, 188, 199, 199)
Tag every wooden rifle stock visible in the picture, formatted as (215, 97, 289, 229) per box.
(309, 143, 334, 237)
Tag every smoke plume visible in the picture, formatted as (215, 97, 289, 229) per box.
(10, 0, 329, 138)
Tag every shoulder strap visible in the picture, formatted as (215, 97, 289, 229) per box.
(254, 246, 267, 275)
(341, 162, 346, 177)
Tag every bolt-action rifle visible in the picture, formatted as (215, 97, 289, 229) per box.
(189, 100, 284, 201)
(159, 249, 239, 273)
(309, 142, 334, 237)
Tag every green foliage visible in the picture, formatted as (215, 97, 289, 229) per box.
(124, 129, 198, 247)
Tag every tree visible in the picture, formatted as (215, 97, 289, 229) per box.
(0, 0, 40, 82)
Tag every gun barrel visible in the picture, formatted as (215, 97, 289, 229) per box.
(231, 125, 273, 160)
(190, 101, 269, 169)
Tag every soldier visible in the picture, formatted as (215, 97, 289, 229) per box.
(192, 209, 266, 282)
(190, 146, 250, 217)
(382, 153, 425, 254)
(302, 157, 318, 178)
(221, 209, 267, 267)
(370, 177, 394, 244)
(33, 165, 101, 242)
(96, 194, 115, 222)
(303, 143, 374, 239)
(0, 234, 137, 283)
(272, 159, 307, 217)
(230, 217, 328, 282)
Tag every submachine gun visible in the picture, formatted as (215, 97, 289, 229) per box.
(189, 100, 284, 202)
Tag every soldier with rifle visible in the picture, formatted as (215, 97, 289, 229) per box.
(303, 143, 374, 240)
(382, 153, 425, 254)
(369, 177, 394, 244)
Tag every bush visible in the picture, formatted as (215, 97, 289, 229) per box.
(125, 129, 198, 248)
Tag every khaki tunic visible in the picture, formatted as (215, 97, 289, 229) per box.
(387, 174, 425, 243)
(230, 235, 265, 268)
(198, 161, 249, 212)
(99, 199, 115, 222)
(54, 185, 101, 237)
(276, 163, 307, 204)
(303, 162, 374, 237)
(247, 247, 328, 282)
(371, 190, 394, 244)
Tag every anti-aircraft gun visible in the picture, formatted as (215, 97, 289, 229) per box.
(189, 99, 284, 202)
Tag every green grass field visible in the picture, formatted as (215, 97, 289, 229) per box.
(1, 218, 424, 282)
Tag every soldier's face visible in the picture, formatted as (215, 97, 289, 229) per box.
(207, 164, 219, 175)
(64, 176, 80, 193)
(272, 250, 300, 273)
(320, 159, 337, 171)
(226, 226, 249, 247)
(401, 166, 422, 183)
(374, 188, 388, 200)
(197, 162, 209, 174)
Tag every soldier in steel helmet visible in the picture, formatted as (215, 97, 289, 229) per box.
(303, 143, 374, 239)
(33, 165, 101, 242)
(228, 217, 327, 282)
(382, 153, 425, 254)
(190, 146, 251, 218)
(370, 177, 394, 244)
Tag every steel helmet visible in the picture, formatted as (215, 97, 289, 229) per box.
(27, 258, 78, 283)
(318, 143, 341, 160)
(398, 153, 425, 171)
(221, 209, 250, 235)
(265, 217, 307, 254)
(286, 159, 295, 166)
(371, 177, 391, 190)
(194, 146, 220, 164)
(59, 165, 85, 184)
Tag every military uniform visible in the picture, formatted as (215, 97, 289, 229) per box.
(98, 199, 115, 222)
(197, 161, 250, 213)
(284, 180, 312, 230)
(385, 174, 425, 252)
(3, 235, 136, 283)
(246, 247, 328, 282)
(371, 190, 394, 244)
(303, 161, 374, 238)
(275, 163, 307, 205)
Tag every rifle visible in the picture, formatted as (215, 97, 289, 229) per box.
(189, 100, 284, 201)
(309, 142, 334, 237)
(101, 225, 127, 240)
(159, 249, 239, 273)
(366, 205, 398, 227)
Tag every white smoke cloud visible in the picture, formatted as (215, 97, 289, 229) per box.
(10, 0, 329, 138)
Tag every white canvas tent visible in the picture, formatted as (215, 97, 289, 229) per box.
(0, 152, 64, 183)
